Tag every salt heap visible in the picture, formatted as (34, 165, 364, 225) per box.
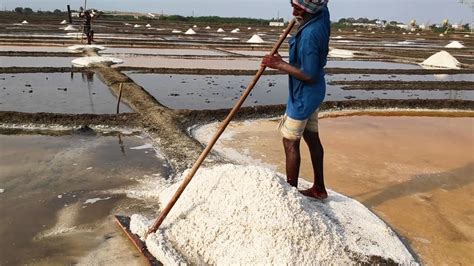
(131, 164, 416, 265)
(60, 20, 67, 24)
(171, 29, 182, 33)
(420, 50, 461, 69)
(247, 34, 265, 43)
(145, 24, 151, 28)
(205, 26, 211, 29)
(231, 28, 240, 33)
(67, 45, 106, 53)
(134, 24, 141, 28)
(445, 41, 465, 48)
(21, 20, 28, 24)
(329, 48, 354, 58)
(71, 56, 123, 67)
(184, 28, 196, 35)
(64, 25, 78, 31)
(216, 28, 225, 32)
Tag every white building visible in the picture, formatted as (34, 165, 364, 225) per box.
(269, 22, 284, 27)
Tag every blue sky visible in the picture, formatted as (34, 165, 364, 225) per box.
(1, 0, 472, 24)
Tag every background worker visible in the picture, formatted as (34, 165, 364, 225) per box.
(261, 0, 330, 200)
(79, 7, 102, 45)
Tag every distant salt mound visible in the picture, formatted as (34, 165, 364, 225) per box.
(60, 20, 67, 25)
(185, 28, 196, 35)
(231, 28, 240, 33)
(64, 25, 78, 31)
(21, 20, 28, 24)
(464, 35, 470, 38)
(171, 30, 182, 33)
(145, 24, 151, 28)
(445, 41, 464, 48)
(134, 24, 141, 28)
(193, 25, 197, 28)
(248, 27, 252, 30)
(247, 34, 265, 43)
(205, 26, 211, 29)
(329, 48, 354, 58)
(72, 56, 123, 67)
(217, 28, 225, 33)
(67, 45, 106, 53)
(131, 164, 417, 265)
(222, 37, 239, 41)
(420, 50, 461, 69)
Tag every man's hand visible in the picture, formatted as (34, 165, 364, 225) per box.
(261, 53, 285, 70)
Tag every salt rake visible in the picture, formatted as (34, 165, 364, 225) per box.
(115, 18, 296, 265)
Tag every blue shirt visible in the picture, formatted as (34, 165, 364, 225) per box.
(286, 6, 330, 120)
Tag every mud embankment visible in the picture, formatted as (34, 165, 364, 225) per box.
(94, 65, 212, 172)
(329, 80, 474, 90)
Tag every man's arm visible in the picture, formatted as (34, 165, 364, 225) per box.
(261, 53, 313, 82)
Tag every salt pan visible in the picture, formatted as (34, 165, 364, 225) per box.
(131, 164, 416, 265)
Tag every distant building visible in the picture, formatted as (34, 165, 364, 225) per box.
(269, 22, 284, 27)
(396, 24, 409, 29)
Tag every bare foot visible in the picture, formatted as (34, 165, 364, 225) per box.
(299, 188, 328, 201)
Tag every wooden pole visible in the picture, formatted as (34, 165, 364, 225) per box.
(116, 83, 123, 114)
(146, 19, 296, 237)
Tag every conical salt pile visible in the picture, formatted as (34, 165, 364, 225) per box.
(231, 28, 240, 33)
(420, 50, 461, 69)
(445, 41, 464, 48)
(217, 28, 225, 32)
(145, 24, 151, 28)
(247, 34, 265, 43)
(64, 25, 78, 31)
(205, 26, 211, 29)
(134, 24, 141, 28)
(185, 28, 196, 35)
(60, 20, 67, 24)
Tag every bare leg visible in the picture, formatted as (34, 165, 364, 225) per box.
(300, 131, 327, 199)
(283, 137, 301, 187)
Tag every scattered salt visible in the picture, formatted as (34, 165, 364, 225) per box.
(86, 167, 93, 170)
(129, 143, 153, 150)
(84, 197, 111, 205)
(329, 48, 354, 58)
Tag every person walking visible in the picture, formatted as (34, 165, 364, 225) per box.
(261, 0, 330, 200)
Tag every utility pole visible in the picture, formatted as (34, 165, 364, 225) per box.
(84, 0, 87, 10)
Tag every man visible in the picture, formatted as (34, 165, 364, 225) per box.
(79, 7, 101, 45)
(261, 0, 330, 200)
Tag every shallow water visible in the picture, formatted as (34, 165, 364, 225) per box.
(0, 72, 132, 114)
(0, 130, 169, 265)
(0, 56, 74, 67)
(126, 72, 473, 110)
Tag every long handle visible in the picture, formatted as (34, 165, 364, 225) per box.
(146, 19, 296, 237)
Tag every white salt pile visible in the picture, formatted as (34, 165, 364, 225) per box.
(329, 48, 354, 58)
(205, 26, 211, 29)
(171, 29, 181, 33)
(0, 188, 4, 193)
(216, 28, 225, 32)
(222, 37, 239, 41)
(248, 27, 252, 30)
(184, 28, 196, 35)
(67, 44, 106, 53)
(247, 34, 265, 43)
(145, 24, 151, 28)
(231, 28, 240, 33)
(21, 20, 28, 24)
(134, 24, 141, 28)
(193, 25, 197, 28)
(131, 164, 416, 265)
(60, 20, 67, 24)
(64, 25, 78, 31)
(445, 41, 465, 48)
(71, 56, 123, 67)
(420, 50, 461, 69)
